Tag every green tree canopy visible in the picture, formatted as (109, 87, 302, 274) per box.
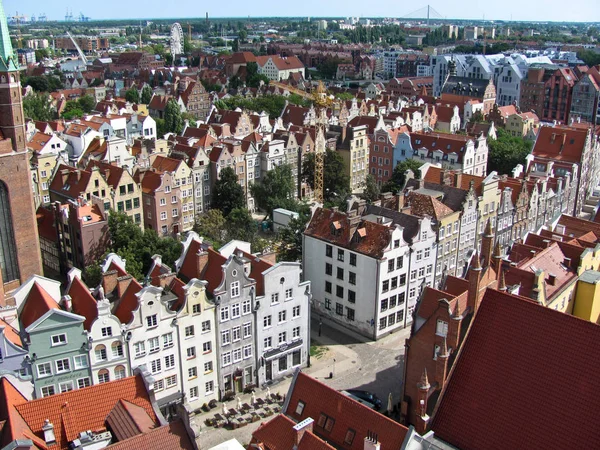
(212, 167, 246, 216)
(125, 87, 140, 103)
(362, 174, 380, 203)
(61, 101, 84, 120)
(226, 208, 256, 242)
(163, 98, 184, 135)
(487, 128, 532, 175)
(246, 61, 270, 88)
(277, 212, 310, 262)
(78, 95, 96, 113)
(381, 159, 423, 194)
(250, 164, 296, 217)
(23, 92, 56, 121)
(141, 85, 153, 104)
(193, 209, 227, 247)
(302, 149, 350, 202)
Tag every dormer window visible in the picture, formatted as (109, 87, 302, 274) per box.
(331, 221, 342, 236)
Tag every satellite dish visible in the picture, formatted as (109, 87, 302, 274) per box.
(170, 23, 184, 57)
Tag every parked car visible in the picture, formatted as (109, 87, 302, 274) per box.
(344, 389, 382, 410)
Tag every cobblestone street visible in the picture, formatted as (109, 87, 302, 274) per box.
(195, 314, 409, 449)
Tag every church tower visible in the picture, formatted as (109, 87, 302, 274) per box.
(0, 0, 42, 307)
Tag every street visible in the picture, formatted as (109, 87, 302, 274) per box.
(195, 314, 409, 449)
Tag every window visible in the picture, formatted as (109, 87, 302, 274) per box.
(325, 298, 331, 310)
(397, 310, 404, 323)
(220, 306, 230, 322)
(41, 386, 55, 397)
(264, 337, 272, 348)
(243, 322, 252, 338)
(204, 360, 214, 373)
(189, 367, 198, 379)
(163, 333, 174, 348)
(188, 346, 197, 358)
(115, 366, 126, 380)
(350, 253, 357, 266)
(416, 250, 423, 261)
(233, 348, 242, 363)
(166, 375, 177, 388)
(348, 290, 356, 303)
(149, 358, 162, 374)
(165, 354, 175, 369)
(336, 267, 344, 280)
(243, 345, 252, 359)
(389, 295, 397, 308)
(292, 306, 301, 318)
(160, 198, 166, 206)
(349, 272, 356, 285)
(337, 249, 345, 262)
(185, 325, 195, 338)
(189, 386, 199, 399)
(336, 303, 344, 315)
(347, 308, 355, 321)
(160, 211, 167, 220)
(264, 315, 272, 328)
(325, 281, 332, 294)
(271, 293, 280, 304)
(77, 378, 91, 389)
(278, 311, 287, 323)
(317, 413, 336, 432)
(154, 379, 164, 391)
(230, 281, 240, 298)
(410, 270, 417, 280)
(242, 300, 251, 314)
(326, 245, 333, 257)
(95, 345, 107, 362)
(73, 355, 88, 369)
(388, 313, 396, 326)
(325, 263, 332, 276)
(146, 315, 158, 328)
(222, 352, 232, 367)
(336, 285, 344, 298)
(379, 317, 387, 330)
(101, 327, 112, 337)
(149, 337, 160, 353)
(293, 326, 301, 338)
(231, 303, 240, 318)
(397, 256, 404, 268)
(202, 341, 211, 353)
(134, 342, 145, 358)
(285, 288, 293, 300)
(98, 369, 110, 384)
(192, 304, 201, 314)
(51, 334, 67, 346)
(222, 330, 231, 345)
(37, 362, 52, 377)
(344, 429, 356, 445)
(278, 332, 287, 344)
(205, 381, 214, 394)
(296, 401, 305, 415)
(232, 326, 241, 342)
(388, 259, 395, 272)
(382, 280, 389, 292)
(381, 298, 389, 312)
(56, 358, 70, 374)
(436, 319, 448, 337)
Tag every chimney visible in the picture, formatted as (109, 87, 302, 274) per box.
(453, 172, 462, 188)
(158, 273, 177, 289)
(364, 431, 381, 450)
(104, 169, 111, 180)
(76, 170, 82, 182)
(117, 275, 134, 297)
(61, 169, 70, 185)
(60, 295, 72, 312)
(42, 420, 56, 445)
(293, 418, 314, 447)
(435, 336, 450, 386)
(260, 251, 277, 266)
(563, 257, 571, 267)
(102, 270, 119, 296)
(196, 250, 209, 278)
(547, 273, 557, 286)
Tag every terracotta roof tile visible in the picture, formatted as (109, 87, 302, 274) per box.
(532, 125, 589, 164)
(19, 282, 60, 330)
(106, 399, 155, 441)
(251, 414, 335, 450)
(67, 276, 97, 331)
(106, 420, 194, 450)
(431, 289, 600, 450)
(14, 375, 159, 450)
(36, 206, 58, 242)
(285, 372, 408, 449)
(0, 318, 23, 348)
(113, 279, 143, 325)
(406, 192, 455, 220)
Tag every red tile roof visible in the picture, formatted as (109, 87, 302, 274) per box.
(0, 378, 47, 448)
(406, 191, 456, 220)
(19, 282, 60, 330)
(431, 288, 600, 450)
(151, 155, 182, 173)
(113, 278, 143, 325)
(36, 206, 58, 242)
(239, 249, 273, 296)
(106, 399, 155, 441)
(251, 414, 335, 450)
(67, 276, 97, 331)
(13, 375, 160, 450)
(532, 125, 589, 164)
(305, 208, 393, 259)
(0, 318, 22, 348)
(202, 248, 228, 293)
(106, 420, 194, 450)
(285, 372, 408, 450)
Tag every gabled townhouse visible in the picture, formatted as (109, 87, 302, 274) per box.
(433, 104, 461, 133)
(28, 131, 69, 206)
(176, 76, 211, 121)
(569, 67, 600, 125)
(0, 317, 28, 379)
(394, 130, 489, 176)
(64, 268, 130, 386)
(87, 115, 128, 140)
(126, 113, 157, 143)
(62, 121, 103, 165)
(329, 124, 370, 193)
(79, 135, 136, 170)
(136, 169, 182, 236)
(150, 155, 194, 233)
(520, 66, 577, 124)
(16, 276, 93, 398)
(505, 111, 540, 139)
(170, 142, 212, 215)
(208, 109, 255, 139)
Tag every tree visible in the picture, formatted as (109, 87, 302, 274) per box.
(77, 95, 96, 113)
(226, 208, 256, 242)
(61, 101, 84, 120)
(194, 209, 227, 246)
(125, 87, 140, 103)
(250, 164, 296, 217)
(246, 61, 269, 88)
(141, 85, 153, 104)
(163, 98, 184, 134)
(212, 167, 246, 216)
(487, 128, 532, 175)
(381, 159, 423, 194)
(302, 149, 350, 202)
(277, 213, 310, 262)
(232, 39, 239, 52)
(469, 110, 485, 124)
(362, 174, 380, 203)
(23, 93, 55, 121)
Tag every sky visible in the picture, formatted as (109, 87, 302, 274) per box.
(5, 0, 600, 23)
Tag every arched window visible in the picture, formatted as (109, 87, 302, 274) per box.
(0, 181, 19, 282)
(114, 365, 126, 380)
(98, 369, 110, 384)
(111, 341, 123, 358)
(95, 344, 107, 362)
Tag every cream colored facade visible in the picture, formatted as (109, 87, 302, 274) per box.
(476, 174, 501, 250)
(338, 125, 369, 194)
(505, 113, 538, 139)
(32, 152, 62, 207)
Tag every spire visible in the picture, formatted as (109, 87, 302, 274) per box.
(471, 249, 482, 271)
(493, 241, 502, 259)
(484, 219, 494, 237)
(440, 336, 449, 357)
(418, 368, 430, 389)
(0, 1, 18, 72)
(498, 268, 507, 291)
(453, 299, 462, 318)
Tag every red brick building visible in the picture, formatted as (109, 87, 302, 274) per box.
(520, 66, 578, 123)
(0, 19, 43, 307)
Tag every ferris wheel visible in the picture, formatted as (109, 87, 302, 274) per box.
(170, 23, 184, 57)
